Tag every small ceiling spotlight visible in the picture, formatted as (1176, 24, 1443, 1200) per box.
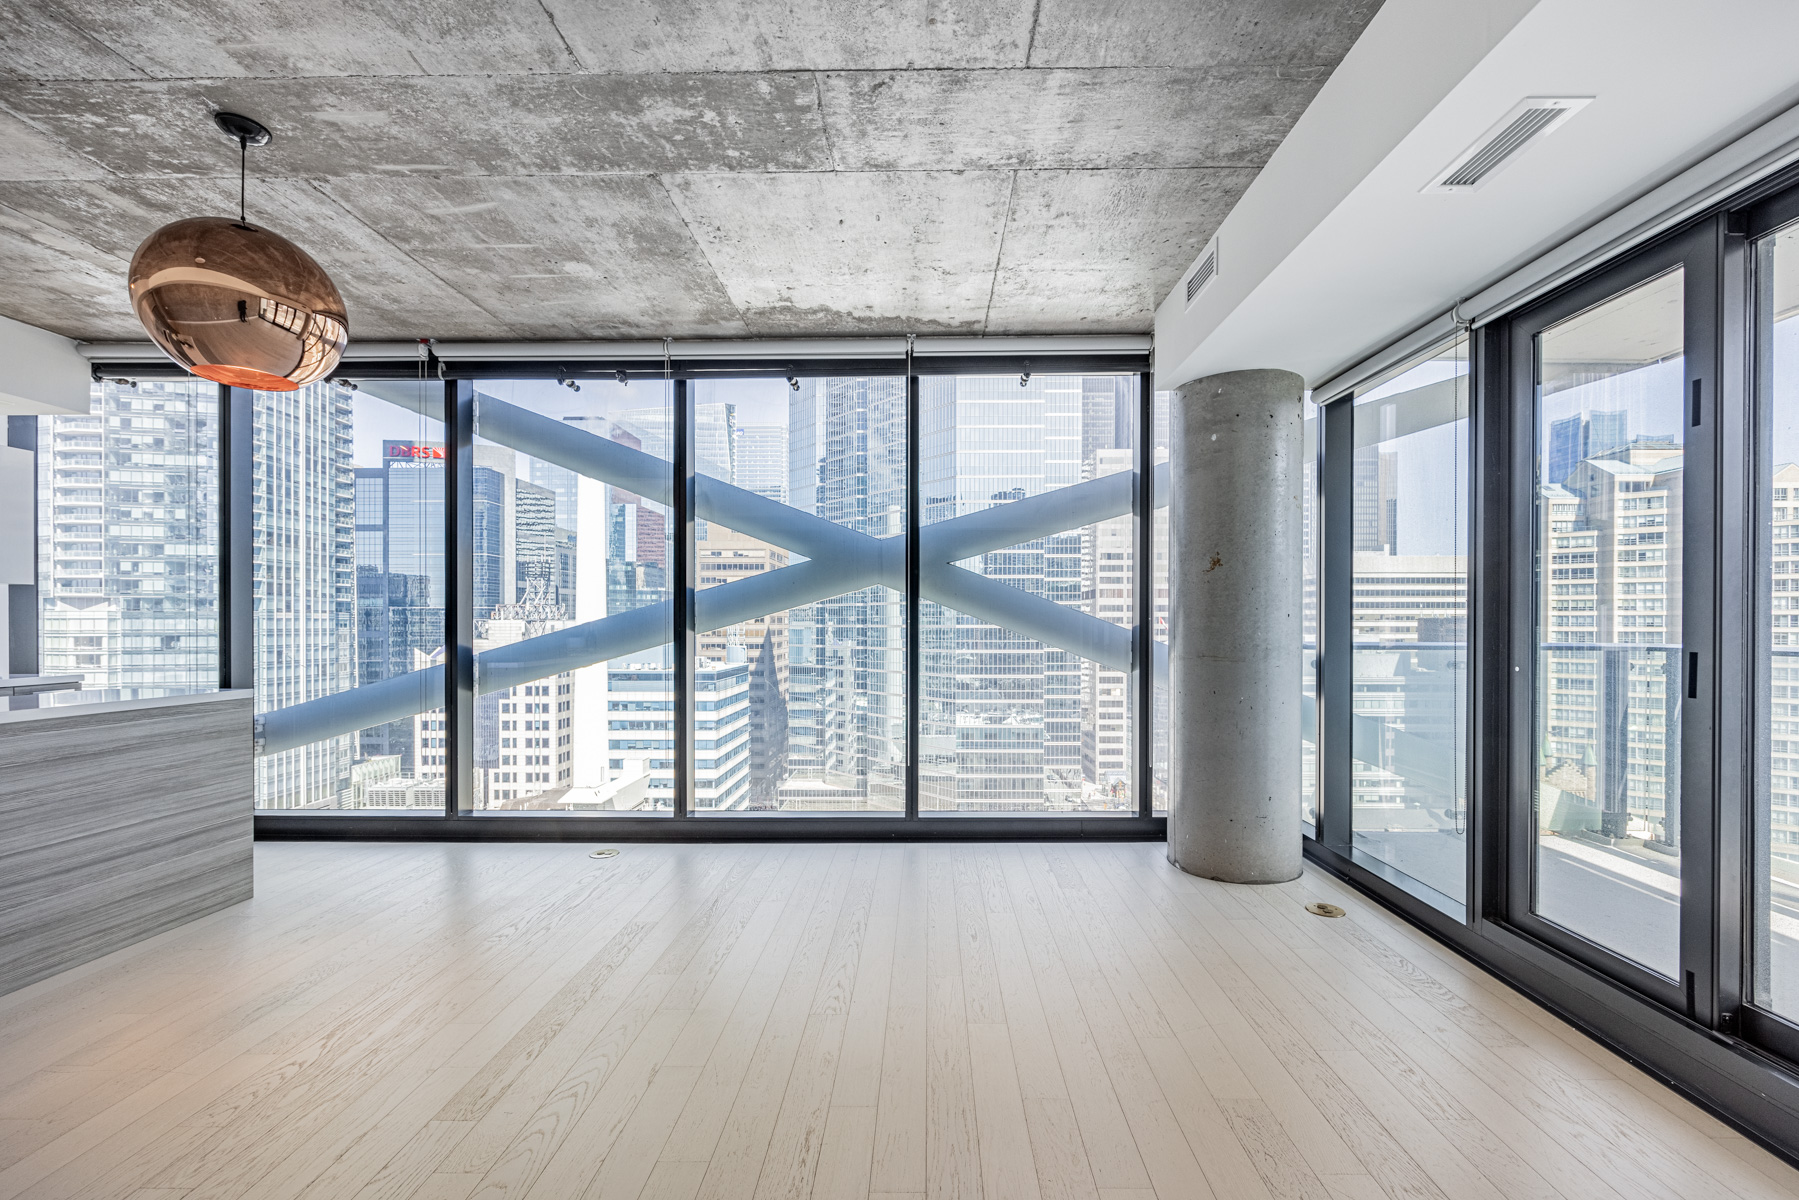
(565, 378, 581, 393)
(615, 369, 629, 386)
(1019, 370, 1031, 387)
(331, 378, 358, 391)
(128, 111, 348, 390)
(787, 373, 800, 391)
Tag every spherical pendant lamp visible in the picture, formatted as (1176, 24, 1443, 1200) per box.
(128, 113, 348, 391)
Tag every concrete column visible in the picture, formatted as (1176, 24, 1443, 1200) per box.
(1167, 368, 1305, 883)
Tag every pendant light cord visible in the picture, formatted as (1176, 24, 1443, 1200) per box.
(238, 136, 247, 225)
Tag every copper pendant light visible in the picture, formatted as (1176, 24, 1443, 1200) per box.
(128, 112, 348, 392)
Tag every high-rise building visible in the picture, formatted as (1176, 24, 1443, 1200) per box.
(1770, 463, 1799, 862)
(252, 382, 357, 809)
(917, 374, 1131, 812)
(695, 524, 789, 809)
(1538, 439, 1684, 842)
(36, 380, 219, 695)
(735, 424, 787, 504)
(776, 376, 908, 812)
(354, 440, 445, 770)
(1547, 409, 1631, 485)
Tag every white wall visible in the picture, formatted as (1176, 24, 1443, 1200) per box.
(1156, 0, 1799, 391)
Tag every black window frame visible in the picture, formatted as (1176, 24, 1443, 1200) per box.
(177, 351, 1161, 839)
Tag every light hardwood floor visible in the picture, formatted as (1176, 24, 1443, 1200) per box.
(0, 841, 1794, 1200)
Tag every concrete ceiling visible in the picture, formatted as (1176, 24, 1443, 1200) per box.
(0, 0, 1380, 344)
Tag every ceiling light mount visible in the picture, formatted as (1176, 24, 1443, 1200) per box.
(213, 111, 271, 148)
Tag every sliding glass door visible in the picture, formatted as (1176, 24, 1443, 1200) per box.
(1505, 224, 1716, 1008)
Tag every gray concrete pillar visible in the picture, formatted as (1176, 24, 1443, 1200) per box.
(1167, 368, 1305, 883)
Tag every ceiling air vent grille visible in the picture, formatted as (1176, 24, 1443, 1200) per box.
(1184, 238, 1218, 307)
(1424, 97, 1593, 193)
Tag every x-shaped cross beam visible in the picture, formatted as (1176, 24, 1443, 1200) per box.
(260, 391, 1169, 755)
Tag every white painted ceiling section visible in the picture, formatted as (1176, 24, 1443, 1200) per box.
(0, 312, 97, 416)
(1154, 0, 1799, 393)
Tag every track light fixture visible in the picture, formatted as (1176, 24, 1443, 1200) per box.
(616, 369, 629, 386)
(1020, 371, 1031, 387)
(787, 373, 801, 391)
(128, 111, 347, 390)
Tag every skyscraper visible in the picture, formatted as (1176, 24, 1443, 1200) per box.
(253, 381, 357, 809)
(917, 374, 1132, 811)
(36, 380, 219, 695)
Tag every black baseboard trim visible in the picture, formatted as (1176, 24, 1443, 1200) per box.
(254, 814, 1167, 843)
(1303, 838, 1799, 1171)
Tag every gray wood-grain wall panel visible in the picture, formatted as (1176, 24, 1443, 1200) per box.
(0, 693, 253, 996)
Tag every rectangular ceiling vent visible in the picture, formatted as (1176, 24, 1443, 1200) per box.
(1184, 238, 1219, 308)
(1424, 97, 1593, 193)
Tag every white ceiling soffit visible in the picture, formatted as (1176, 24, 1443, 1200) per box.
(1154, 0, 1799, 393)
(0, 313, 94, 415)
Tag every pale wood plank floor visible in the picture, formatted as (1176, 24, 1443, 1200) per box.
(0, 842, 1794, 1200)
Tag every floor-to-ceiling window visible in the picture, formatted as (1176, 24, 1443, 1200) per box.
(1151, 388, 1170, 813)
(253, 380, 444, 811)
(240, 354, 1154, 821)
(1531, 269, 1686, 979)
(1347, 338, 1470, 904)
(468, 380, 674, 813)
(1302, 394, 1319, 833)
(690, 376, 907, 814)
(1758, 221, 1799, 1021)
(918, 372, 1139, 813)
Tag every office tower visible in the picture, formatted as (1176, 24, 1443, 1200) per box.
(526, 457, 580, 530)
(917, 374, 1129, 812)
(778, 376, 908, 811)
(695, 524, 789, 808)
(735, 424, 787, 504)
(1539, 440, 1683, 843)
(474, 575, 574, 807)
(353, 440, 445, 771)
(252, 381, 357, 809)
(1082, 446, 1135, 800)
(691, 394, 735, 482)
(35, 380, 219, 695)
(1771, 463, 1799, 863)
(1548, 409, 1631, 485)
(1352, 444, 1398, 552)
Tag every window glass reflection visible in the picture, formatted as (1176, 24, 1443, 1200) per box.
(35, 380, 219, 698)
(254, 380, 443, 811)
(1533, 269, 1684, 977)
(470, 380, 674, 812)
(1757, 227, 1799, 1016)
(691, 377, 908, 813)
(1349, 340, 1469, 904)
(920, 374, 1137, 813)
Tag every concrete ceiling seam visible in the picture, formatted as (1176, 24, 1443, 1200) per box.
(0, 0, 1384, 342)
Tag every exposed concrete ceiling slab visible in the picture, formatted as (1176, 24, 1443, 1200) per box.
(1, 0, 580, 79)
(0, 0, 1383, 344)
(987, 168, 1261, 333)
(664, 171, 1012, 334)
(817, 69, 1321, 170)
(317, 175, 750, 338)
(0, 76, 834, 176)
(1030, 0, 1384, 68)
(538, 0, 1040, 73)
(0, 178, 513, 339)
